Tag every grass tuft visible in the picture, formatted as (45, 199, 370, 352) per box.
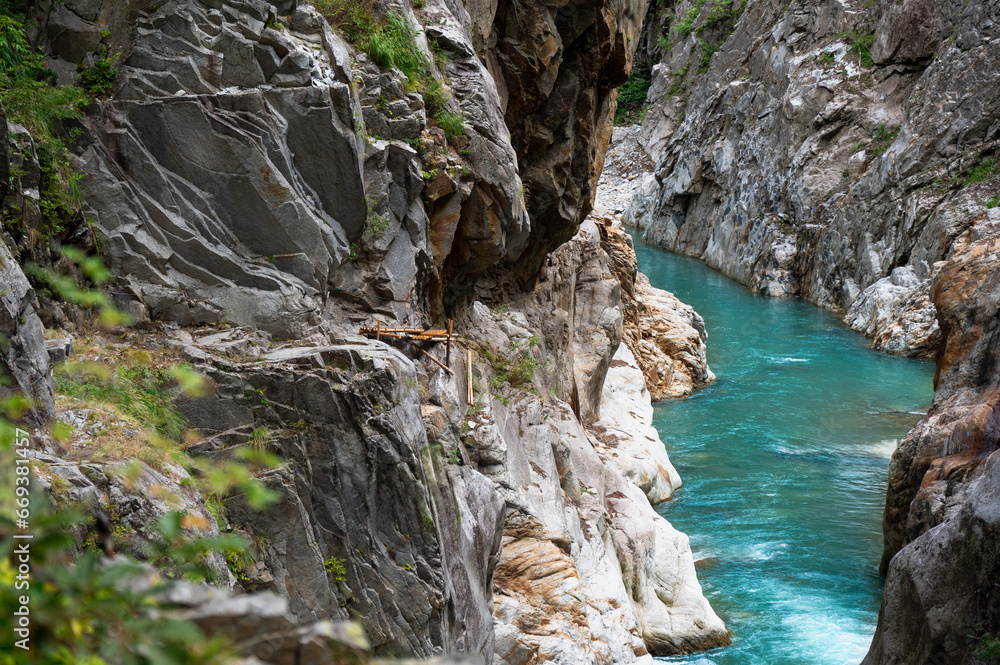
(56, 341, 188, 441)
(867, 124, 900, 157)
(435, 110, 464, 138)
(965, 156, 998, 185)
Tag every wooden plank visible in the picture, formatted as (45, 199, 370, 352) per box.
(446, 319, 453, 368)
(466, 349, 474, 406)
(360, 327, 426, 335)
(402, 337, 454, 375)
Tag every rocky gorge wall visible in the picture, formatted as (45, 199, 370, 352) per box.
(626, 0, 1000, 359)
(622, 0, 1000, 662)
(0, 0, 737, 662)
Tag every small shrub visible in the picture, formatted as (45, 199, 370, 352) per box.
(226, 548, 254, 583)
(817, 51, 835, 66)
(675, 0, 707, 38)
(324, 556, 348, 581)
(842, 30, 874, 68)
(250, 426, 272, 450)
(0, 13, 31, 76)
(315, 1, 423, 78)
(985, 195, 1000, 209)
(968, 629, 1000, 663)
(614, 69, 652, 124)
(668, 65, 690, 96)
(485, 346, 537, 390)
(364, 196, 392, 236)
(697, 0, 745, 35)
(697, 39, 722, 74)
(78, 48, 119, 97)
(0, 15, 90, 230)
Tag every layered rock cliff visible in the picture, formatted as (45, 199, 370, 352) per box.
(1, 0, 734, 661)
(621, 0, 1000, 662)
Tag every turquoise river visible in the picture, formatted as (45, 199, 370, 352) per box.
(629, 234, 936, 665)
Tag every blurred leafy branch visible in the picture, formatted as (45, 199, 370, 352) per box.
(0, 249, 281, 663)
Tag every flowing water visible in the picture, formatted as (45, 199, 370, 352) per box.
(629, 235, 936, 665)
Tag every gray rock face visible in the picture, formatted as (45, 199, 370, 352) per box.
(178, 338, 505, 660)
(0, 238, 55, 425)
(862, 452, 1000, 665)
(33, 0, 540, 328)
(484, 0, 648, 283)
(72, 0, 369, 336)
(31, 452, 232, 583)
(522, 219, 624, 425)
(627, 0, 1000, 358)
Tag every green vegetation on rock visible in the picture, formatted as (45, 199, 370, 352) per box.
(78, 48, 120, 97)
(969, 629, 1000, 663)
(965, 156, 998, 185)
(324, 556, 348, 582)
(314, 0, 464, 138)
(0, 8, 94, 235)
(868, 124, 900, 157)
(675, 0, 708, 38)
(841, 30, 875, 68)
(615, 69, 652, 124)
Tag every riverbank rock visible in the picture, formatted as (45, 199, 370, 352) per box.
(594, 342, 682, 505)
(863, 452, 1000, 665)
(596, 216, 714, 401)
(844, 267, 941, 358)
(460, 299, 729, 661)
(878, 214, 1000, 575)
(864, 155, 1000, 665)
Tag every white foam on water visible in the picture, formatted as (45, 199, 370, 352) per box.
(749, 541, 788, 561)
(869, 439, 899, 459)
(781, 607, 874, 664)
